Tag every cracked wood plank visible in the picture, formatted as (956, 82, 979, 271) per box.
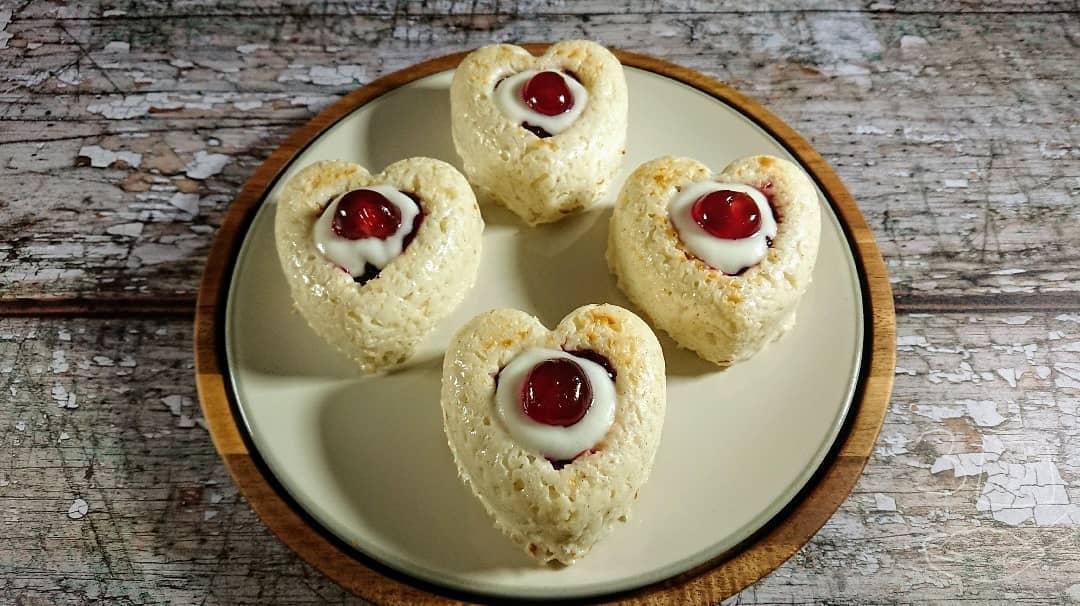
(1, 7, 1077, 304)
(0, 316, 359, 605)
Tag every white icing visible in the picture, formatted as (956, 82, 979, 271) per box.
(668, 181, 777, 274)
(312, 185, 420, 278)
(494, 348, 616, 461)
(493, 70, 588, 135)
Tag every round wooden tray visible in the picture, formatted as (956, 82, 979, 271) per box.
(195, 46, 895, 604)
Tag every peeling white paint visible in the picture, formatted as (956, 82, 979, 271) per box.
(290, 95, 333, 111)
(914, 400, 1004, 427)
(106, 222, 144, 237)
(52, 383, 77, 409)
(876, 431, 910, 457)
(233, 99, 263, 111)
(237, 43, 268, 54)
(1054, 363, 1080, 389)
(943, 179, 968, 188)
(15, 421, 25, 432)
(103, 41, 129, 53)
(996, 368, 1016, 388)
(900, 35, 928, 50)
(897, 335, 929, 347)
(990, 268, 1026, 276)
(93, 356, 114, 366)
(278, 64, 366, 86)
(0, 10, 11, 50)
(67, 498, 88, 519)
(184, 151, 230, 180)
(50, 350, 68, 374)
(874, 493, 897, 511)
(1002, 315, 1032, 325)
(168, 192, 200, 215)
(161, 395, 187, 417)
(855, 124, 886, 135)
(78, 145, 142, 168)
(103, 8, 126, 16)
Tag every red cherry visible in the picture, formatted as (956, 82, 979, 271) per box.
(331, 189, 402, 240)
(521, 359, 592, 427)
(691, 189, 761, 240)
(521, 71, 574, 116)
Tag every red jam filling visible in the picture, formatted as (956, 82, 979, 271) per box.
(521, 122, 552, 138)
(331, 189, 402, 240)
(691, 189, 762, 240)
(565, 349, 616, 381)
(548, 448, 595, 470)
(521, 70, 574, 116)
(520, 358, 592, 427)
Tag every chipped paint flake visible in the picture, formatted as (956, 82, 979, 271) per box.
(943, 179, 968, 188)
(184, 151, 230, 180)
(1002, 315, 1033, 325)
(50, 350, 68, 374)
(900, 35, 928, 50)
(237, 43, 268, 54)
(104, 41, 129, 53)
(873, 493, 897, 511)
(0, 10, 11, 49)
(67, 498, 88, 519)
(876, 431, 909, 457)
(106, 222, 144, 237)
(15, 421, 25, 432)
(168, 192, 200, 215)
(914, 400, 1004, 427)
(161, 394, 186, 416)
(897, 335, 928, 347)
(1054, 363, 1080, 389)
(233, 99, 263, 111)
(278, 64, 366, 86)
(78, 145, 142, 168)
(52, 383, 78, 408)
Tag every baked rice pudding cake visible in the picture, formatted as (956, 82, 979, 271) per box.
(440, 304, 666, 564)
(607, 155, 821, 365)
(450, 40, 628, 225)
(274, 158, 483, 373)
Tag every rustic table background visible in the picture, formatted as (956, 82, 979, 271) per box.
(1, 0, 1078, 603)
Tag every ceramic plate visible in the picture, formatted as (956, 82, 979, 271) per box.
(197, 49, 894, 604)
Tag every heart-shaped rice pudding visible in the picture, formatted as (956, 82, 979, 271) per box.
(441, 304, 665, 564)
(607, 155, 821, 366)
(450, 40, 628, 225)
(274, 158, 483, 373)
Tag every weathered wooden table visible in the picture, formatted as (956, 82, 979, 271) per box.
(2, 1, 1078, 603)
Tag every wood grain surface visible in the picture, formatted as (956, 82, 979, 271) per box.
(2, 1, 1078, 604)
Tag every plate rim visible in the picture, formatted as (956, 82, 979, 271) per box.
(195, 44, 896, 605)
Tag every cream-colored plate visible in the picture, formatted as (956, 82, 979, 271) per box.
(226, 68, 863, 600)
